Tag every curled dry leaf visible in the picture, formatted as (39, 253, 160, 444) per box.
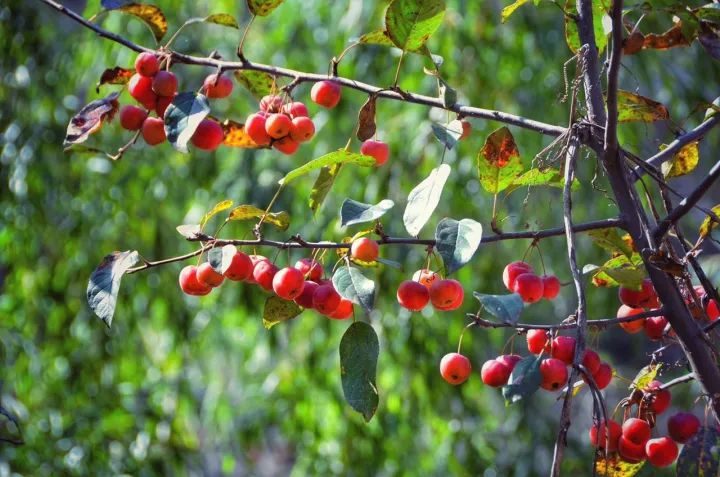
(64, 92, 120, 146)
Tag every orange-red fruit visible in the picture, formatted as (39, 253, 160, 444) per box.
(246, 255, 269, 284)
(329, 299, 354, 320)
(156, 95, 173, 118)
(272, 267, 306, 300)
(245, 113, 271, 146)
(196, 262, 225, 288)
(539, 358, 568, 391)
(581, 349, 601, 375)
(542, 275, 561, 300)
(310, 80, 341, 108)
(644, 314, 668, 340)
(350, 237, 379, 262)
(265, 113, 292, 139)
(289, 116, 315, 142)
(294, 280, 318, 309)
(253, 260, 278, 292)
(622, 418, 651, 445)
(295, 258, 323, 281)
(134, 52, 159, 77)
(707, 299, 719, 321)
(259, 94, 283, 113)
(440, 353, 472, 385)
(617, 304, 646, 334)
(141, 117, 166, 146)
(191, 119, 224, 151)
(480, 359, 512, 387)
(645, 380, 671, 414)
(119, 105, 148, 131)
(497, 354, 522, 372)
(273, 136, 300, 155)
(282, 101, 309, 118)
(619, 278, 657, 308)
(645, 437, 678, 467)
(412, 269, 439, 289)
(667, 412, 700, 443)
(128, 73, 158, 109)
(360, 140, 389, 166)
(397, 280, 430, 311)
(589, 420, 622, 451)
(459, 119, 471, 139)
(513, 273, 544, 303)
(429, 279, 464, 310)
(203, 74, 233, 99)
(313, 284, 341, 315)
(152, 71, 178, 97)
(592, 362, 613, 390)
(179, 265, 211, 296)
(503, 261, 533, 291)
(526, 329, 549, 355)
(618, 435, 646, 463)
(551, 336, 576, 365)
(224, 251, 253, 281)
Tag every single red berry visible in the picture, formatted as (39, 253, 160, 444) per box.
(265, 113, 292, 139)
(513, 273, 544, 303)
(259, 94, 283, 113)
(439, 353, 472, 385)
(480, 359, 511, 387)
(617, 304, 646, 334)
(246, 255, 269, 284)
(589, 419, 622, 451)
(294, 280, 318, 309)
(253, 260, 278, 292)
(645, 380, 671, 414)
(397, 280, 430, 311)
(134, 52, 159, 77)
(412, 269, 439, 289)
(350, 237, 379, 262)
(272, 267, 306, 300)
(119, 105, 148, 131)
(622, 418, 652, 445)
(707, 298, 719, 321)
(645, 437, 678, 467)
(295, 258, 323, 281)
(360, 140, 389, 166)
(328, 298, 354, 320)
(281, 101, 309, 118)
(196, 262, 225, 288)
(581, 349, 601, 375)
(497, 354, 522, 372)
(619, 278, 657, 308)
(459, 119, 471, 139)
(141, 117, 166, 146)
(429, 279, 464, 310)
(245, 113, 272, 146)
(273, 136, 300, 155)
(224, 251, 253, 281)
(179, 265, 211, 296)
(289, 116, 315, 142)
(155, 95, 173, 118)
(312, 284, 341, 315)
(191, 119, 224, 151)
(618, 435, 646, 463)
(526, 329, 550, 355)
(152, 71, 178, 97)
(128, 73, 158, 109)
(667, 412, 700, 443)
(644, 313, 668, 340)
(542, 275, 561, 300)
(310, 80, 341, 108)
(551, 336, 576, 365)
(503, 261, 533, 291)
(539, 358, 568, 391)
(203, 74, 233, 99)
(592, 362, 613, 390)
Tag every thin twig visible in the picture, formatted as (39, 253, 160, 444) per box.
(468, 308, 665, 331)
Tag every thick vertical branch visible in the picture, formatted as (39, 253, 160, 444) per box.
(604, 0, 624, 156)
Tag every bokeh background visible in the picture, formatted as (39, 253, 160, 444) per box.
(2, 0, 720, 475)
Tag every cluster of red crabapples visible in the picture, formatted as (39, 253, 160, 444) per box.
(589, 382, 701, 467)
(503, 260, 560, 303)
(396, 270, 464, 312)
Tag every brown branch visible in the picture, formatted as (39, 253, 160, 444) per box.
(468, 308, 665, 331)
(604, 0, 624, 158)
(658, 373, 695, 391)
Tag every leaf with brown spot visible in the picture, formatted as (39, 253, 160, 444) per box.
(594, 452, 645, 476)
(356, 94, 377, 141)
(63, 92, 120, 146)
(113, 4, 168, 42)
(700, 205, 720, 238)
(219, 119, 262, 148)
(233, 71, 274, 100)
(96, 67, 133, 93)
(642, 23, 692, 51)
(661, 141, 699, 178)
(247, 0, 284, 17)
(616, 90, 669, 123)
(477, 127, 524, 194)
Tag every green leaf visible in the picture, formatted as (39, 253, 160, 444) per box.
(332, 267, 376, 311)
(200, 199, 233, 229)
(588, 228, 633, 258)
(87, 250, 139, 327)
(501, 356, 542, 404)
(181, 14, 240, 30)
(438, 78, 456, 108)
(700, 205, 720, 238)
(676, 426, 720, 476)
(696, 4, 720, 25)
(661, 141, 700, 178)
(431, 120, 463, 150)
(435, 218, 483, 275)
(208, 245, 237, 274)
(473, 292, 524, 325)
(585, 254, 645, 289)
(339, 321, 379, 422)
(384, 0, 446, 52)
(233, 71, 274, 100)
(309, 163, 342, 214)
(506, 168, 569, 194)
(616, 90, 670, 123)
(629, 363, 660, 391)
(279, 150, 375, 185)
(565, 0, 609, 54)
(108, 3, 168, 42)
(403, 164, 451, 236)
(228, 204, 290, 230)
(246, 0, 284, 16)
(477, 126, 524, 194)
(501, 0, 532, 22)
(63, 92, 120, 146)
(163, 92, 211, 153)
(340, 199, 394, 227)
(263, 296, 302, 329)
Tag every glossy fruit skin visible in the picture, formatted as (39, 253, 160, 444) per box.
(618, 435, 646, 463)
(551, 336, 576, 365)
(119, 105, 148, 131)
(397, 280, 430, 311)
(581, 349, 601, 375)
(429, 279, 464, 309)
(128, 74, 158, 109)
(179, 265, 211, 296)
(155, 95, 173, 118)
(503, 261, 533, 291)
(644, 314, 668, 340)
(592, 362, 613, 390)
(539, 358, 568, 391)
(282, 101, 308, 118)
(203, 74, 233, 99)
(134, 52, 159, 77)
(622, 418, 651, 445)
(246, 255, 269, 284)
(350, 237, 379, 262)
(196, 262, 225, 288)
(328, 298, 354, 320)
(527, 329, 549, 354)
(294, 280, 318, 309)
(253, 260, 278, 292)
(667, 412, 700, 443)
(312, 284, 341, 315)
(459, 119, 471, 139)
(589, 420, 622, 451)
(707, 299, 719, 321)
(295, 258, 323, 281)
(412, 269, 439, 289)
(617, 305, 646, 334)
(645, 437, 678, 467)
(310, 80, 342, 108)
(542, 275, 561, 299)
(272, 267, 306, 300)
(259, 94, 283, 113)
(434, 291, 464, 311)
(224, 251, 253, 281)
(244, 113, 271, 146)
(273, 136, 300, 155)
(645, 381, 671, 414)
(497, 354, 522, 372)
(481, 359, 511, 387)
(513, 273, 544, 303)
(265, 113, 292, 139)
(141, 117, 166, 145)
(440, 353, 472, 385)
(289, 116, 315, 142)
(619, 278, 657, 308)
(360, 140, 389, 166)
(191, 119, 224, 151)
(152, 71, 178, 97)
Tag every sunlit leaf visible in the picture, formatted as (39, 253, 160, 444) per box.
(63, 92, 119, 146)
(629, 363, 660, 391)
(247, 0, 285, 16)
(208, 245, 238, 274)
(661, 141, 699, 178)
(357, 29, 438, 61)
(384, 0, 446, 52)
(233, 71, 274, 100)
(339, 322, 379, 422)
(565, 0, 609, 54)
(218, 119, 261, 148)
(616, 90, 669, 123)
(183, 13, 240, 29)
(227, 204, 290, 230)
(501, 0, 532, 23)
(164, 93, 211, 153)
(473, 292, 524, 325)
(200, 200, 233, 229)
(110, 3, 168, 42)
(279, 150, 375, 185)
(87, 250, 139, 327)
(333, 267, 376, 311)
(309, 163, 342, 214)
(585, 254, 645, 289)
(435, 218, 482, 275)
(263, 295, 302, 329)
(95, 67, 133, 92)
(431, 120, 463, 150)
(595, 452, 645, 476)
(477, 127, 524, 194)
(176, 224, 202, 239)
(340, 199, 394, 227)
(505, 168, 571, 194)
(403, 164, 451, 236)
(588, 228, 633, 258)
(699, 205, 720, 238)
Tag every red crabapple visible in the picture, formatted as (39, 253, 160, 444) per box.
(203, 74, 233, 99)
(179, 265, 211, 296)
(592, 362, 613, 390)
(439, 353, 472, 385)
(273, 136, 300, 155)
(429, 279, 464, 310)
(622, 418, 651, 445)
(645, 437, 678, 467)
(526, 329, 549, 355)
(667, 412, 700, 443)
(128, 73, 157, 109)
(581, 349, 601, 375)
(350, 237, 379, 262)
(246, 255, 269, 284)
(707, 299, 719, 321)
(191, 119, 224, 151)
(497, 354, 522, 372)
(645, 381, 671, 414)
(294, 280, 318, 309)
(644, 314, 668, 340)
(310, 80, 342, 108)
(272, 267, 306, 300)
(252, 260, 278, 292)
(119, 105, 148, 131)
(617, 305, 646, 334)
(313, 284, 341, 315)
(551, 336, 576, 365)
(289, 116, 315, 142)
(412, 269, 439, 289)
(134, 52, 159, 77)
(282, 101, 309, 118)
(618, 435, 646, 463)
(151, 71, 178, 97)
(541, 275, 561, 300)
(619, 278, 657, 308)
(245, 113, 271, 146)
(539, 358, 568, 391)
(196, 262, 225, 288)
(155, 95, 173, 118)
(480, 359, 511, 387)
(503, 261, 533, 291)
(360, 140, 389, 166)
(224, 250, 253, 281)
(513, 273, 544, 303)
(328, 298, 354, 320)
(589, 419, 622, 451)
(265, 113, 292, 139)
(397, 280, 430, 311)
(259, 94, 283, 112)
(295, 258, 323, 281)
(141, 117, 166, 146)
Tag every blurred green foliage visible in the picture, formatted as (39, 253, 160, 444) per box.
(2, 0, 719, 476)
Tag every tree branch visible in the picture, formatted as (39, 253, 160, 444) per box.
(468, 307, 665, 331)
(604, 0, 624, 157)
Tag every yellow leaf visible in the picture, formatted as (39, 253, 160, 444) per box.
(661, 141, 699, 178)
(118, 4, 168, 42)
(700, 204, 720, 238)
(228, 205, 290, 230)
(219, 119, 262, 148)
(200, 200, 233, 229)
(595, 452, 645, 476)
(616, 90, 669, 123)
